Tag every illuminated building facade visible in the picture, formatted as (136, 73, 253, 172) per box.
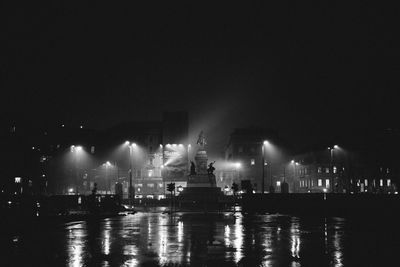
(224, 127, 289, 193)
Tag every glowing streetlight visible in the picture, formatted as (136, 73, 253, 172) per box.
(262, 140, 272, 194)
(103, 161, 112, 194)
(71, 145, 83, 194)
(328, 145, 340, 193)
(124, 141, 136, 205)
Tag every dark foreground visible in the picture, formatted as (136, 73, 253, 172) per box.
(1, 211, 400, 266)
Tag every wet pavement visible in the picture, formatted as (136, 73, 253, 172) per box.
(2, 211, 400, 266)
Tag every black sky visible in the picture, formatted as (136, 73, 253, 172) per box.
(2, 1, 399, 156)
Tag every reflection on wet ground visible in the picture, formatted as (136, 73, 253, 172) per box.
(2, 212, 400, 266)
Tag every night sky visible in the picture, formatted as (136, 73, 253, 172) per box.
(2, 2, 399, 156)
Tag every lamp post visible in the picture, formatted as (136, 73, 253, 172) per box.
(291, 160, 299, 192)
(262, 140, 273, 194)
(126, 141, 136, 206)
(71, 145, 82, 195)
(328, 145, 339, 193)
(103, 161, 111, 194)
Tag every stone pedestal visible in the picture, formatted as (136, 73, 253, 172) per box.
(179, 147, 222, 210)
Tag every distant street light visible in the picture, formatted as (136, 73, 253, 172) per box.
(291, 160, 299, 192)
(328, 145, 339, 193)
(103, 161, 112, 194)
(71, 145, 83, 194)
(125, 142, 136, 205)
(262, 140, 271, 194)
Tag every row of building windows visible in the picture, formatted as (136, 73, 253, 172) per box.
(136, 183, 163, 188)
(299, 179, 330, 188)
(299, 179, 392, 188)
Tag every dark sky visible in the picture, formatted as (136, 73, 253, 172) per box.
(2, 2, 399, 156)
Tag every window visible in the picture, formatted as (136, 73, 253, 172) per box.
(159, 183, 163, 188)
(326, 179, 330, 188)
(365, 179, 368, 187)
(325, 168, 330, 173)
(148, 170, 153, 177)
(137, 184, 143, 187)
(147, 183, 154, 188)
(318, 167, 322, 173)
(387, 168, 390, 174)
(333, 166, 337, 173)
(276, 181, 281, 187)
(300, 181, 303, 187)
(318, 179, 322, 186)
(250, 159, 255, 165)
(311, 180, 314, 186)
(380, 179, 383, 187)
(387, 179, 391, 187)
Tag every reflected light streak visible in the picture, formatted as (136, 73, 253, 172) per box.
(178, 221, 183, 243)
(158, 216, 168, 265)
(290, 220, 301, 259)
(67, 224, 85, 267)
(332, 230, 344, 267)
(224, 225, 231, 246)
(234, 215, 243, 263)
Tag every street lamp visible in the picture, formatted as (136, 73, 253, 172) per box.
(291, 160, 300, 192)
(103, 161, 111, 194)
(328, 145, 339, 193)
(262, 140, 271, 194)
(126, 142, 136, 205)
(71, 145, 83, 195)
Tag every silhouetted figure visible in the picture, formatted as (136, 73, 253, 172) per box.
(207, 161, 215, 175)
(190, 161, 196, 175)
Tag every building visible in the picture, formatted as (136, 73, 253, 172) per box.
(224, 127, 291, 193)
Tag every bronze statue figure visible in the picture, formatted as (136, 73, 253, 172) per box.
(190, 161, 196, 175)
(207, 161, 216, 175)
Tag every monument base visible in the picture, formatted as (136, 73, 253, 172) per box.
(178, 187, 224, 210)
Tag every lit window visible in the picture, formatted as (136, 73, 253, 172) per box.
(326, 179, 330, 188)
(325, 168, 330, 173)
(91, 146, 95, 154)
(148, 170, 153, 177)
(15, 177, 21, 183)
(333, 166, 337, 173)
(387, 168, 390, 174)
(388, 179, 391, 186)
(159, 183, 163, 188)
(137, 188, 141, 192)
(311, 180, 314, 186)
(318, 167, 322, 173)
(380, 179, 383, 187)
(137, 184, 143, 187)
(250, 159, 255, 165)
(365, 179, 368, 187)
(318, 179, 322, 186)
(300, 181, 303, 187)
(276, 181, 281, 187)
(147, 183, 154, 188)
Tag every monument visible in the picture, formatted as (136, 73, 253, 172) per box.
(179, 131, 223, 209)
